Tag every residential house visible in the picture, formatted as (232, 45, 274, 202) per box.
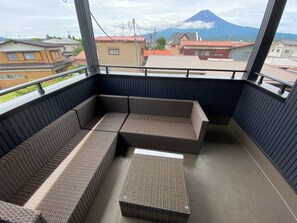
(228, 43, 254, 61)
(73, 50, 87, 66)
(169, 33, 197, 55)
(179, 40, 254, 60)
(42, 38, 82, 57)
(95, 36, 145, 71)
(0, 40, 71, 89)
(268, 40, 297, 58)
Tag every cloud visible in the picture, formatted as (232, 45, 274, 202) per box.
(0, 0, 296, 38)
(176, 21, 215, 29)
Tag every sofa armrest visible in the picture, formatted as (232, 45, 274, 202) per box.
(191, 101, 209, 139)
(73, 95, 97, 128)
(0, 201, 47, 223)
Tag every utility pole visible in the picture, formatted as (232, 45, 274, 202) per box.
(132, 18, 139, 67)
(120, 22, 125, 36)
(153, 27, 156, 50)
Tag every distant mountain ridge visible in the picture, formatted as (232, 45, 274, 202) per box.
(0, 36, 5, 42)
(145, 10, 297, 41)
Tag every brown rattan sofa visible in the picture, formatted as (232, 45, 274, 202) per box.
(119, 96, 209, 154)
(0, 110, 117, 223)
(73, 94, 129, 132)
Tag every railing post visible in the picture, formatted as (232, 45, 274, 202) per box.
(278, 85, 286, 94)
(186, 70, 189, 78)
(145, 68, 147, 76)
(231, 71, 236, 79)
(106, 66, 109, 74)
(36, 83, 45, 95)
(257, 75, 264, 85)
(85, 68, 89, 77)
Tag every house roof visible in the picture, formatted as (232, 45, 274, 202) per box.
(95, 36, 145, 42)
(265, 57, 297, 69)
(74, 50, 86, 61)
(144, 50, 171, 57)
(280, 40, 297, 46)
(42, 38, 81, 45)
(170, 33, 197, 45)
(145, 55, 204, 69)
(288, 67, 297, 73)
(180, 40, 254, 48)
(145, 55, 297, 83)
(0, 58, 72, 70)
(0, 39, 63, 48)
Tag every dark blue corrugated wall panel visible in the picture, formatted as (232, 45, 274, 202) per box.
(0, 77, 96, 157)
(233, 83, 297, 193)
(98, 75, 245, 117)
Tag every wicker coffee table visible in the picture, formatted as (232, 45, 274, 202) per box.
(119, 149, 190, 223)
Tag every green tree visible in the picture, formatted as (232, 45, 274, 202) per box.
(72, 47, 83, 56)
(155, 37, 166, 50)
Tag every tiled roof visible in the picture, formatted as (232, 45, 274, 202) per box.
(74, 50, 86, 61)
(0, 39, 63, 48)
(95, 36, 145, 42)
(0, 59, 72, 70)
(280, 40, 297, 46)
(42, 38, 81, 45)
(170, 33, 197, 45)
(288, 67, 297, 73)
(180, 40, 254, 48)
(265, 57, 297, 69)
(144, 50, 171, 57)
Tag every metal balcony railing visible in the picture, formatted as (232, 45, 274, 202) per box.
(0, 66, 88, 97)
(99, 64, 246, 79)
(254, 72, 294, 95)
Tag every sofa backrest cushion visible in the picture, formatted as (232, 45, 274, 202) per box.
(98, 95, 129, 114)
(129, 96, 193, 118)
(73, 95, 97, 128)
(0, 111, 80, 202)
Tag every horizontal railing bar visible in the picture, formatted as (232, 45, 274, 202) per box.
(0, 66, 88, 97)
(255, 72, 294, 87)
(99, 64, 246, 73)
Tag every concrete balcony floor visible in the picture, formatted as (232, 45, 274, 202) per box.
(84, 125, 296, 223)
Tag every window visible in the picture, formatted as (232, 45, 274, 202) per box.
(271, 49, 274, 52)
(276, 49, 281, 53)
(284, 49, 290, 53)
(6, 53, 18, 61)
(23, 52, 35, 60)
(0, 74, 24, 80)
(109, 48, 119, 55)
(53, 51, 60, 59)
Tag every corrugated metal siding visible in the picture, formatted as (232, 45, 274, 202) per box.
(0, 77, 96, 157)
(97, 75, 245, 117)
(233, 83, 297, 192)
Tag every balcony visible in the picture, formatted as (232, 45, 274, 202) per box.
(0, 0, 296, 223)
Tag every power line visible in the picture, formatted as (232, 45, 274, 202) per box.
(91, 12, 135, 43)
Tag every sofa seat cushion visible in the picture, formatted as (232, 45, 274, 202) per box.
(24, 131, 118, 223)
(120, 114, 197, 140)
(8, 130, 89, 206)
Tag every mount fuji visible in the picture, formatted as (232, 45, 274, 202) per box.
(145, 10, 297, 41)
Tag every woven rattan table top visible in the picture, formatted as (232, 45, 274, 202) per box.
(119, 149, 190, 214)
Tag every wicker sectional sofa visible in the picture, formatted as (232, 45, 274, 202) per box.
(120, 96, 208, 154)
(0, 94, 208, 222)
(0, 110, 117, 223)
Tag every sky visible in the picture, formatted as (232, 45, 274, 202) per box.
(0, 0, 297, 39)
